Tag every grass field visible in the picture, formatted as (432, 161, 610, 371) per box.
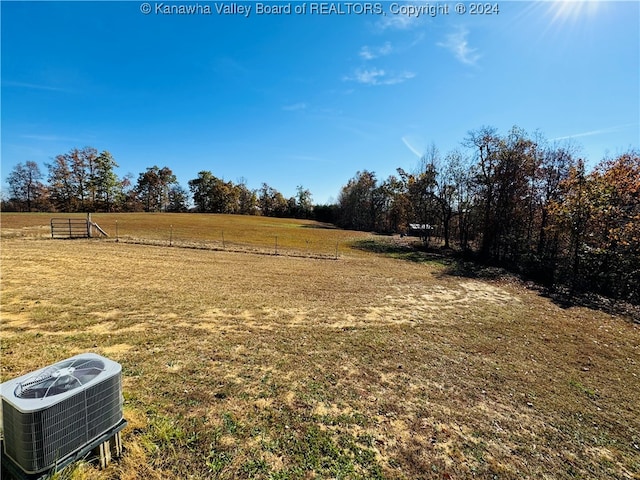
(1, 213, 639, 479)
(0, 213, 369, 258)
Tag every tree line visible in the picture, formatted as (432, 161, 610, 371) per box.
(3, 147, 315, 219)
(336, 126, 639, 304)
(3, 126, 638, 303)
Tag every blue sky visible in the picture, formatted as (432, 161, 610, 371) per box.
(2, 0, 638, 204)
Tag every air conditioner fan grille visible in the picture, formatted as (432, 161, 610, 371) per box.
(14, 358, 105, 399)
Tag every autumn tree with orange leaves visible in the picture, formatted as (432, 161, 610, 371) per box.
(546, 152, 639, 301)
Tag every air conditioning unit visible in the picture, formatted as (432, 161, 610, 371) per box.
(0, 353, 124, 475)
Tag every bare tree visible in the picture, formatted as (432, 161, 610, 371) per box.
(7, 161, 45, 211)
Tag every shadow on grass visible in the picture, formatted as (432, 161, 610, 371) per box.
(300, 223, 338, 230)
(539, 287, 640, 323)
(351, 237, 640, 323)
(350, 238, 453, 266)
(350, 238, 506, 279)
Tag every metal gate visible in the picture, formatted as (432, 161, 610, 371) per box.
(50, 218, 91, 239)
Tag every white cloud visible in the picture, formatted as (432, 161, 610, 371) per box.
(551, 123, 639, 141)
(20, 133, 85, 142)
(344, 68, 415, 86)
(350, 68, 385, 84)
(377, 12, 421, 31)
(401, 136, 424, 158)
(437, 27, 481, 66)
(287, 154, 331, 164)
(359, 42, 393, 60)
(282, 102, 308, 111)
(3, 81, 72, 93)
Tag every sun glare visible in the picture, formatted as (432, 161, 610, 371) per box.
(524, 0, 609, 43)
(548, 0, 602, 26)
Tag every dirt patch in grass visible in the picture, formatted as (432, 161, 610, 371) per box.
(2, 223, 639, 479)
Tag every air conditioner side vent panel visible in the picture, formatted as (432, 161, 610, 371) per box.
(1, 353, 124, 475)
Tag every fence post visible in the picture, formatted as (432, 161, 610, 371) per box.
(115, 220, 119, 242)
(68, 219, 72, 238)
(222, 231, 225, 249)
(335, 241, 339, 260)
(170, 225, 173, 246)
(87, 213, 92, 238)
(275, 236, 278, 255)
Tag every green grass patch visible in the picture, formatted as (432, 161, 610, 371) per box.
(2, 215, 639, 480)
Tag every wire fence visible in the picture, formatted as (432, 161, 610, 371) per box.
(42, 220, 342, 260)
(112, 231, 341, 260)
(2, 215, 365, 260)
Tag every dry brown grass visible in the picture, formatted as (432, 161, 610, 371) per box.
(0, 212, 368, 258)
(1, 214, 639, 479)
